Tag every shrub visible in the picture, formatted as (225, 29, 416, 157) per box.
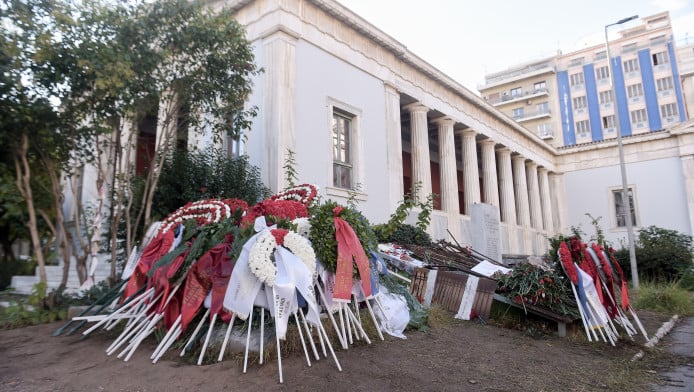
(614, 226, 693, 283)
(373, 223, 431, 246)
(152, 148, 271, 220)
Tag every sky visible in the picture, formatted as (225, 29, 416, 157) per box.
(337, 0, 694, 93)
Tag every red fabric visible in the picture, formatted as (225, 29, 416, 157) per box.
(122, 230, 176, 301)
(163, 289, 183, 330)
(607, 247, 631, 310)
(332, 207, 371, 301)
(558, 242, 578, 284)
(209, 235, 235, 317)
(180, 242, 229, 331)
(152, 247, 190, 314)
(592, 244, 618, 318)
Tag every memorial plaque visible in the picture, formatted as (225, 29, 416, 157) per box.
(470, 203, 501, 263)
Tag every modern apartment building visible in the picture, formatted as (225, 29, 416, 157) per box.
(479, 12, 688, 147)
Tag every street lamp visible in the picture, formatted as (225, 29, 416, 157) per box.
(604, 15, 639, 289)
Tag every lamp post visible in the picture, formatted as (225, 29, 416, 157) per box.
(604, 15, 639, 289)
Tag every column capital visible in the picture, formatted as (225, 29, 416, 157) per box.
(480, 138, 496, 147)
(496, 146, 512, 156)
(537, 166, 549, 175)
(403, 102, 429, 114)
(461, 128, 477, 137)
(433, 117, 456, 127)
(512, 154, 526, 163)
(526, 161, 538, 169)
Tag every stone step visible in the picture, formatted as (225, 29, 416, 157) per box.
(10, 255, 118, 295)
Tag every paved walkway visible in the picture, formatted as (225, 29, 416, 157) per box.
(656, 316, 694, 391)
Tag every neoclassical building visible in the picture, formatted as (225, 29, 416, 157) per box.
(209, 0, 570, 257)
(215, 0, 694, 255)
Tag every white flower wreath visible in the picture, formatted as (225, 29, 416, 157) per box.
(292, 217, 312, 239)
(248, 229, 317, 287)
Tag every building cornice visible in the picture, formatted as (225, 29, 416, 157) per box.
(223, 0, 558, 163)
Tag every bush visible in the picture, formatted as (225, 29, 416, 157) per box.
(372, 223, 431, 246)
(152, 148, 271, 220)
(632, 280, 693, 315)
(614, 226, 693, 283)
(0, 256, 36, 291)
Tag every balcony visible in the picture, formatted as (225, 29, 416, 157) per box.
(489, 88, 549, 106)
(538, 129, 554, 139)
(514, 108, 552, 122)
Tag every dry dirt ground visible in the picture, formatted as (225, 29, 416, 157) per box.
(0, 309, 686, 392)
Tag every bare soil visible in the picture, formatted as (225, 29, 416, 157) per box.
(0, 310, 683, 392)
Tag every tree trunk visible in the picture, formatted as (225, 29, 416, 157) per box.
(14, 134, 47, 283)
(108, 124, 122, 282)
(40, 154, 72, 288)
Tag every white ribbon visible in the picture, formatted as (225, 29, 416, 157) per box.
(273, 248, 298, 340)
(223, 217, 274, 320)
(277, 247, 321, 327)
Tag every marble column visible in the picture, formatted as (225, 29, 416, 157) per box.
(549, 172, 567, 233)
(512, 155, 531, 227)
(480, 139, 500, 209)
(406, 103, 432, 202)
(384, 83, 404, 209)
(461, 129, 481, 214)
(263, 30, 297, 192)
(526, 162, 543, 230)
(538, 167, 554, 233)
(496, 147, 516, 225)
(435, 118, 459, 214)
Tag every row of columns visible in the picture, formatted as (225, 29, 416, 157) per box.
(406, 103, 556, 233)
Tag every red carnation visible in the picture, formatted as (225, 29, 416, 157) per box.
(558, 241, 578, 284)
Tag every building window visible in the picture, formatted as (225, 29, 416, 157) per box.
(622, 43, 637, 53)
(630, 108, 647, 125)
(512, 107, 524, 119)
(595, 50, 607, 60)
(534, 81, 546, 91)
(656, 76, 674, 91)
(510, 87, 522, 97)
(572, 96, 587, 109)
(660, 103, 678, 118)
(627, 83, 643, 98)
(612, 188, 637, 228)
(602, 115, 616, 130)
(575, 119, 590, 136)
(623, 58, 639, 73)
(226, 133, 243, 158)
(569, 72, 584, 87)
(332, 109, 353, 189)
(599, 90, 613, 104)
(536, 101, 549, 114)
(652, 51, 669, 66)
(595, 66, 610, 80)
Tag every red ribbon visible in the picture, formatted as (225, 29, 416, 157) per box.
(558, 242, 578, 284)
(607, 247, 631, 310)
(332, 206, 371, 301)
(180, 241, 231, 331)
(122, 229, 175, 301)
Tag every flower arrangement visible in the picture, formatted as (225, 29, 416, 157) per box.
(271, 183, 319, 207)
(248, 228, 317, 286)
(158, 198, 247, 234)
(309, 200, 378, 274)
(496, 262, 579, 318)
(239, 199, 308, 229)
